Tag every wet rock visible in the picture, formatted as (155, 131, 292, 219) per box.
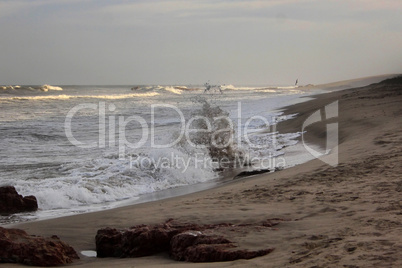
(234, 168, 271, 179)
(0, 227, 79, 266)
(170, 231, 231, 260)
(96, 220, 200, 257)
(0, 186, 38, 214)
(96, 224, 181, 257)
(96, 219, 276, 262)
(170, 230, 272, 262)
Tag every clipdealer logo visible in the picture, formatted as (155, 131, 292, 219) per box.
(302, 101, 339, 167)
(64, 100, 339, 169)
(64, 102, 276, 157)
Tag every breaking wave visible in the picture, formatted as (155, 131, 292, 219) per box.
(164, 86, 183, 95)
(0, 84, 311, 222)
(175, 97, 245, 167)
(1, 84, 63, 92)
(10, 147, 216, 211)
(0, 92, 160, 101)
(40, 84, 63, 91)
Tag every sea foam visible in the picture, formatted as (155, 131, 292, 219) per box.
(0, 92, 160, 101)
(0, 83, 316, 223)
(40, 84, 63, 91)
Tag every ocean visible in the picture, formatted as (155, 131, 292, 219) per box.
(0, 84, 323, 223)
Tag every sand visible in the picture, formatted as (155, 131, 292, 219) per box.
(5, 75, 402, 267)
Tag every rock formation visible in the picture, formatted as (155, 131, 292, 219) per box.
(0, 186, 38, 214)
(96, 219, 279, 262)
(170, 230, 273, 262)
(0, 227, 79, 266)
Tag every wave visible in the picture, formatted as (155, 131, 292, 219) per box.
(221, 84, 261, 91)
(220, 85, 298, 91)
(135, 85, 201, 94)
(40, 84, 63, 91)
(0, 94, 73, 101)
(85, 92, 160, 99)
(1, 85, 21, 90)
(132, 85, 183, 94)
(164, 86, 183, 95)
(1, 84, 64, 92)
(277, 86, 298, 89)
(0, 92, 160, 101)
(1, 85, 63, 94)
(173, 97, 245, 168)
(2, 96, 304, 218)
(258, 89, 278, 93)
(10, 146, 217, 210)
(128, 84, 298, 93)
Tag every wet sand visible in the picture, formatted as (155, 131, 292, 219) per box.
(6, 75, 402, 267)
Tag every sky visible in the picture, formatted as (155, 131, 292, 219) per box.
(0, 0, 401, 85)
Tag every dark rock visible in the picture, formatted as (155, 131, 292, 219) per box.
(234, 168, 271, 179)
(170, 231, 231, 258)
(172, 236, 273, 262)
(95, 227, 123, 257)
(96, 220, 200, 258)
(96, 219, 276, 262)
(274, 166, 284, 172)
(0, 186, 38, 214)
(261, 218, 283, 227)
(170, 231, 274, 262)
(0, 227, 79, 266)
(96, 224, 182, 257)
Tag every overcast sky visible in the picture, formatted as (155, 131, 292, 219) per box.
(0, 0, 401, 85)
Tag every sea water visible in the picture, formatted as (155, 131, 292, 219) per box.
(0, 84, 323, 224)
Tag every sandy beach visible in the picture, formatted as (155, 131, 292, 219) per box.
(5, 75, 402, 267)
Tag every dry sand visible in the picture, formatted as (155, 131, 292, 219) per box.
(4, 75, 402, 267)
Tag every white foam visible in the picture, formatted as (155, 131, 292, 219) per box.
(1, 85, 62, 92)
(164, 86, 182, 95)
(40, 84, 63, 91)
(85, 92, 160, 99)
(0, 92, 160, 101)
(10, 145, 216, 211)
(0, 94, 74, 101)
(221, 85, 282, 91)
(259, 89, 278, 93)
(221, 84, 261, 91)
(277, 86, 298, 89)
(0, 84, 319, 223)
(1, 85, 15, 90)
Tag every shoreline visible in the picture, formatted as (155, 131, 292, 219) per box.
(0, 79, 331, 225)
(5, 75, 402, 267)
